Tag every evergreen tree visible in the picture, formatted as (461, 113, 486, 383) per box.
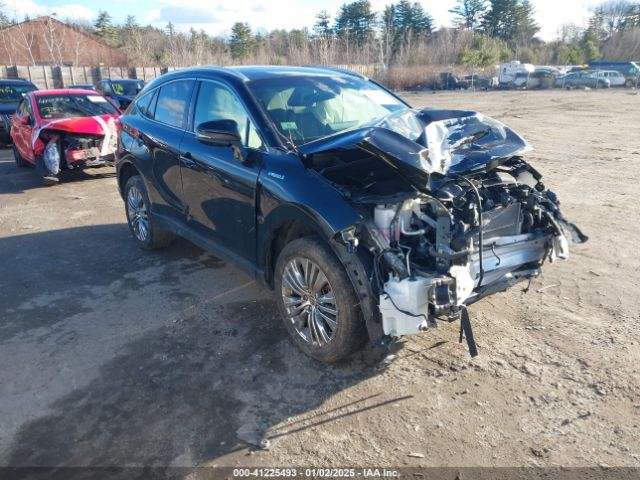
(94, 10, 117, 45)
(449, 0, 488, 30)
(313, 10, 333, 39)
(481, 0, 538, 47)
(124, 15, 138, 31)
(334, 0, 376, 47)
(395, 0, 433, 39)
(229, 22, 255, 59)
(381, 1, 434, 63)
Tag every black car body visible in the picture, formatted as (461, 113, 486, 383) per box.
(0, 79, 37, 143)
(96, 79, 144, 110)
(116, 66, 586, 362)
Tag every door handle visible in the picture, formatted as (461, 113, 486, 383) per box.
(180, 151, 195, 167)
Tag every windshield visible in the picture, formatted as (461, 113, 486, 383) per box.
(0, 83, 37, 103)
(248, 76, 407, 145)
(36, 94, 119, 119)
(111, 81, 142, 96)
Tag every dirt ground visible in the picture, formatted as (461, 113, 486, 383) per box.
(0, 89, 638, 471)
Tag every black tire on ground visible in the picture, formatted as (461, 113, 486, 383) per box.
(565, 82, 573, 90)
(626, 79, 634, 88)
(12, 145, 29, 168)
(274, 236, 367, 363)
(123, 175, 173, 250)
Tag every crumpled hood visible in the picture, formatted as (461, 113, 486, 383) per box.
(299, 108, 532, 189)
(32, 114, 120, 156)
(39, 114, 119, 136)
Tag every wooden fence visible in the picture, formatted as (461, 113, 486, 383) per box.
(0, 65, 181, 89)
(0, 64, 385, 89)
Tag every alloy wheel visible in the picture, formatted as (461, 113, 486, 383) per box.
(126, 186, 149, 242)
(281, 257, 338, 346)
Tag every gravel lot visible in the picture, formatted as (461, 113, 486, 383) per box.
(0, 89, 638, 470)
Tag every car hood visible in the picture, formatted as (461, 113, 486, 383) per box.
(39, 114, 119, 136)
(298, 108, 531, 190)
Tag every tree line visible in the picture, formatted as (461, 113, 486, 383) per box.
(1, 0, 639, 72)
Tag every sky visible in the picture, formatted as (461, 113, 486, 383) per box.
(3, 0, 605, 41)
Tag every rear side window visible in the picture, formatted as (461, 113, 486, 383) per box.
(135, 90, 157, 118)
(154, 80, 194, 129)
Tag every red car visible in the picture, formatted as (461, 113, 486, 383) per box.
(11, 89, 121, 184)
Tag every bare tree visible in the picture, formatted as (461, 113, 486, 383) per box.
(40, 16, 66, 65)
(12, 13, 37, 66)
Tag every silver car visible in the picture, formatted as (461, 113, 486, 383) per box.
(559, 72, 611, 89)
(591, 70, 627, 87)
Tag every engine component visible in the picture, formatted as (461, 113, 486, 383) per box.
(374, 204, 397, 241)
(380, 276, 432, 336)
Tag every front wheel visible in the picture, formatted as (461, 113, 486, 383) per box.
(124, 175, 173, 250)
(12, 145, 29, 168)
(275, 237, 367, 363)
(626, 79, 635, 88)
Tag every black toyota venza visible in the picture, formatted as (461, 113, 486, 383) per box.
(116, 66, 586, 363)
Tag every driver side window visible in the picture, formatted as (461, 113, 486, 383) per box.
(18, 99, 32, 122)
(194, 81, 263, 150)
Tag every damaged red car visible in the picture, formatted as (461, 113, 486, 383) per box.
(11, 89, 121, 185)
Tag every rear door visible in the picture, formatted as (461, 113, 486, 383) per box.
(179, 79, 264, 263)
(135, 79, 195, 219)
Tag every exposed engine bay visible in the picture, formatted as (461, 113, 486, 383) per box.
(33, 116, 118, 173)
(299, 108, 588, 355)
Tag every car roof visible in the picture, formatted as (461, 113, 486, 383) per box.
(153, 65, 366, 83)
(0, 78, 35, 85)
(33, 89, 101, 96)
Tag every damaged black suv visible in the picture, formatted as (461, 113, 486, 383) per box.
(116, 66, 586, 363)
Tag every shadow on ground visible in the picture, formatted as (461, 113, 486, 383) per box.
(0, 151, 116, 195)
(2, 224, 398, 469)
(0, 224, 224, 342)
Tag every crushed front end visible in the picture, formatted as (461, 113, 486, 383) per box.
(300, 108, 587, 354)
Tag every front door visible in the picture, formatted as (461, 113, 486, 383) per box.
(13, 98, 35, 163)
(179, 79, 264, 263)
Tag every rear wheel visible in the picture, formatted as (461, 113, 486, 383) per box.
(124, 175, 173, 250)
(275, 237, 367, 363)
(626, 79, 635, 88)
(12, 145, 29, 168)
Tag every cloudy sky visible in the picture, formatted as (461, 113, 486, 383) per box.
(3, 0, 604, 41)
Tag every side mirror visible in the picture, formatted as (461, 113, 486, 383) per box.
(196, 120, 242, 146)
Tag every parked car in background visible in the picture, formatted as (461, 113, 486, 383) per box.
(115, 66, 586, 362)
(590, 70, 627, 87)
(462, 74, 495, 90)
(438, 73, 494, 90)
(11, 89, 120, 184)
(588, 61, 639, 87)
(67, 84, 96, 90)
(0, 78, 37, 144)
(95, 79, 145, 110)
(438, 73, 468, 90)
(512, 70, 556, 89)
(558, 71, 610, 89)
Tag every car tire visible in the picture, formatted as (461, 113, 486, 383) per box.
(12, 145, 29, 168)
(565, 82, 573, 90)
(124, 175, 173, 250)
(275, 237, 367, 363)
(625, 79, 634, 88)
